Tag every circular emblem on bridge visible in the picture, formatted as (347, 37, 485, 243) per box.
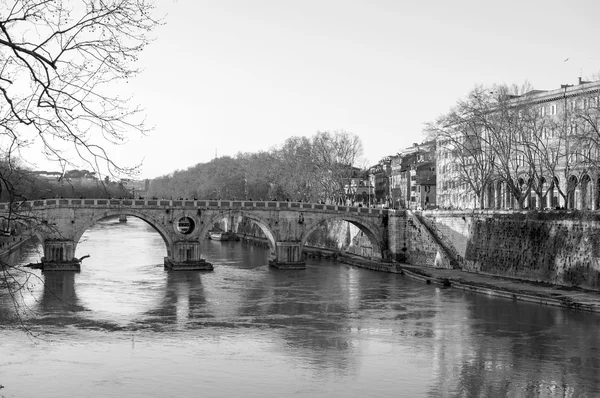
(176, 216, 195, 235)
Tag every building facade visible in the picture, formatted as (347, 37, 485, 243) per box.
(436, 78, 600, 211)
(388, 141, 436, 210)
(368, 158, 392, 207)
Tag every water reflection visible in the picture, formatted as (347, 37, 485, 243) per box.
(39, 271, 82, 313)
(428, 291, 600, 397)
(141, 271, 207, 329)
(231, 264, 359, 375)
(1, 220, 600, 397)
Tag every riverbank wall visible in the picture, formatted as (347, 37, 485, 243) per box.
(419, 210, 600, 290)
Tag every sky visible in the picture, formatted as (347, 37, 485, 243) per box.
(30, 0, 600, 179)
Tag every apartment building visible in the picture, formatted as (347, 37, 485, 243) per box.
(436, 78, 600, 210)
(390, 141, 436, 210)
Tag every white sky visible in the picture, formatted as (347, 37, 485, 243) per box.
(28, 0, 600, 178)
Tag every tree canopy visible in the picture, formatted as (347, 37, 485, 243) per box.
(0, 0, 160, 203)
(147, 130, 366, 204)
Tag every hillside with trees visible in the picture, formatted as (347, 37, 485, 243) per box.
(147, 130, 366, 204)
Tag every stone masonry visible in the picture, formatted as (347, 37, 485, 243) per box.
(422, 210, 600, 290)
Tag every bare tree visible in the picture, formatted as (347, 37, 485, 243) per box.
(0, 0, 159, 179)
(572, 90, 600, 169)
(270, 137, 319, 202)
(482, 84, 538, 210)
(311, 130, 364, 204)
(0, 0, 160, 326)
(426, 86, 497, 209)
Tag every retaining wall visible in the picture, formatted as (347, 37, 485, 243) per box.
(422, 210, 600, 290)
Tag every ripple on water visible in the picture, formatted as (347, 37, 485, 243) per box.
(1, 218, 600, 397)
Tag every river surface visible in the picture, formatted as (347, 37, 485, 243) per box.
(1, 217, 600, 397)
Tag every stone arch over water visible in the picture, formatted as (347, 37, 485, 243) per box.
(299, 215, 384, 259)
(198, 210, 278, 257)
(72, 210, 174, 257)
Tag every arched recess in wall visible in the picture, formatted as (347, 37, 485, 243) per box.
(299, 215, 383, 259)
(567, 175, 578, 210)
(539, 177, 548, 209)
(486, 183, 494, 209)
(596, 177, 600, 210)
(495, 180, 503, 209)
(517, 176, 528, 208)
(505, 179, 513, 208)
(553, 176, 561, 208)
(72, 210, 174, 257)
(580, 174, 592, 210)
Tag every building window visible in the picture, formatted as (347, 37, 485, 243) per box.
(571, 124, 578, 135)
(540, 106, 546, 116)
(551, 104, 556, 115)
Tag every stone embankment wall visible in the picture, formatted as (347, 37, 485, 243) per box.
(402, 212, 455, 269)
(386, 213, 407, 262)
(422, 210, 600, 290)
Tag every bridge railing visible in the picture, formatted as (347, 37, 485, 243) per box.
(0, 198, 395, 216)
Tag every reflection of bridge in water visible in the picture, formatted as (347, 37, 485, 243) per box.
(35, 256, 368, 374)
(2, 199, 395, 271)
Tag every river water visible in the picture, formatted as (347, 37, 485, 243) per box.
(1, 217, 600, 397)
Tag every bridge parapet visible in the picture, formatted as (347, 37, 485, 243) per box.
(0, 198, 393, 218)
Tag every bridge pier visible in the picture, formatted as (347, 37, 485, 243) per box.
(42, 240, 81, 271)
(164, 241, 213, 271)
(269, 242, 306, 270)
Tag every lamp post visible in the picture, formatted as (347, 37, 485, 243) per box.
(561, 83, 573, 209)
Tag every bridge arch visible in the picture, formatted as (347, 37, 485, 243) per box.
(72, 209, 174, 257)
(300, 214, 384, 258)
(198, 210, 278, 255)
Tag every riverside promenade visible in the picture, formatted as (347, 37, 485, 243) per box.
(339, 255, 600, 313)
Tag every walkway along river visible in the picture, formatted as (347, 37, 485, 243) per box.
(1, 217, 600, 397)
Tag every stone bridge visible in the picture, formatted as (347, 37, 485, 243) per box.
(2, 198, 392, 271)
